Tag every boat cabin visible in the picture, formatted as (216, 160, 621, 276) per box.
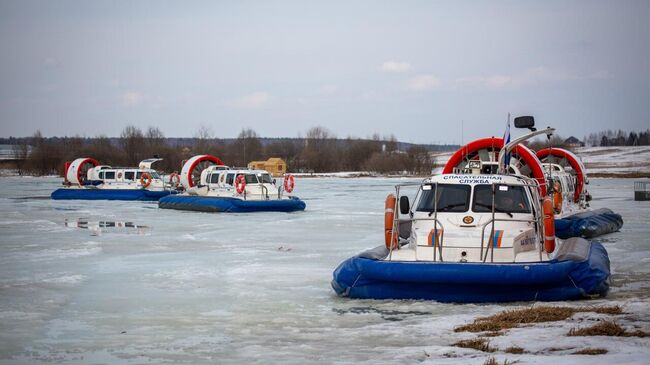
(393, 173, 545, 264)
(196, 165, 282, 199)
(86, 165, 166, 190)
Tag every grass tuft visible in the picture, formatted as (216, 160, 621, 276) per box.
(483, 358, 517, 365)
(455, 305, 624, 333)
(568, 321, 649, 337)
(503, 346, 526, 354)
(452, 338, 495, 352)
(572, 348, 608, 355)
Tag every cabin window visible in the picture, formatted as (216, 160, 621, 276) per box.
(244, 174, 259, 184)
(258, 173, 273, 184)
(416, 184, 471, 213)
(124, 171, 135, 180)
(210, 173, 220, 184)
(472, 184, 531, 214)
(104, 171, 116, 180)
(98, 171, 104, 179)
(226, 173, 235, 185)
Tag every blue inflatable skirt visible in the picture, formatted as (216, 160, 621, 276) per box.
(332, 240, 610, 303)
(555, 208, 623, 239)
(51, 188, 173, 201)
(158, 195, 306, 213)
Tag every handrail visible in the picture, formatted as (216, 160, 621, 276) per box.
(480, 217, 539, 262)
(260, 184, 269, 200)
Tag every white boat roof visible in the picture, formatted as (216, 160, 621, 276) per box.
(428, 173, 529, 186)
(204, 167, 273, 175)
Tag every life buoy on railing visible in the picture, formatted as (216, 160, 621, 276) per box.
(168, 172, 180, 188)
(384, 194, 398, 249)
(140, 172, 152, 188)
(284, 174, 295, 193)
(542, 197, 556, 253)
(235, 174, 246, 194)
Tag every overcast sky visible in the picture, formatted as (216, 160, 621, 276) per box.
(1, 0, 648, 143)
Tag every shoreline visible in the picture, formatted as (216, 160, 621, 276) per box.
(2, 169, 649, 179)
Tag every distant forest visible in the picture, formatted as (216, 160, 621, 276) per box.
(1, 126, 459, 176)
(583, 129, 650, 147)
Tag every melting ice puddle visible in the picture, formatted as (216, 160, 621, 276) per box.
(11, 196, 51, 200)
(332, 306, 433, 321)
(64, 218, 152, 235)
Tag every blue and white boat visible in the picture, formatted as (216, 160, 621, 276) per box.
(332, 117, 610, 302)
(51, 158, 176, 201)
(536, 148, 623, 239)
(158, 155, 306, 213)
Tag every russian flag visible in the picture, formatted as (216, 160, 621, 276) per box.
(503, 114, 511, 169)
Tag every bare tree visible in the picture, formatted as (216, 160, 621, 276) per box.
(233, 128, 262, 167)
(194, 125, 214, 154)
(302, 126, 338, 172)
(11, 139, 30, 175)
(120, 125, 145, 165)
(145, 126, 165, 157)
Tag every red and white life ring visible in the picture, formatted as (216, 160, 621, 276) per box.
(283, 174, 295, 193)
(235, 174, 246, 194)
(168, 172, 180, 188)
(140, 172, 152, 188)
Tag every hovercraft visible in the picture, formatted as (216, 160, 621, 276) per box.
(332, 116, 610, 302)
(158, 155, 306, 213)
(536, 148, 623, 239)
(51, 158, 177, 201)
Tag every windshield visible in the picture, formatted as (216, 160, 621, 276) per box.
(472, 184, 531, 214)
(258, 173, 273, 184)
(416, 184, 471, 213)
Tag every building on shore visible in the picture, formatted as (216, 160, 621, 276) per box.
(248, 157, 287, 177)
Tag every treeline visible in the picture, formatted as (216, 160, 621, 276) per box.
(583, 129, 650, 147)
(7, 126, 450, 176)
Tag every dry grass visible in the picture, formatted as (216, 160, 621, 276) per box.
(568, 320, 649, 337)
(452, 338, 495, 353)
(483, 358, 517, 365)
(572, 348, 608, 355)
(455, 305, 623, 333)
(503, 346, 527, 354)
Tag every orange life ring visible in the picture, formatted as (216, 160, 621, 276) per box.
(542, 197, 556, 253)
(384, 194, 398, 249)
(235, 174, 246, 194)
(140, 172, 152, 188)
(168, 172, 180, 188)
(284, 174, 295, 193)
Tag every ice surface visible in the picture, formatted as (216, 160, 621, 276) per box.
(0, 176, 648, 364)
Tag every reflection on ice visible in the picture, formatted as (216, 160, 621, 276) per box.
(332, 306, 432, 322)
(64, 218, 151, 235)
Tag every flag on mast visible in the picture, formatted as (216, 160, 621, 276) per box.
(503, 113, 511, 171)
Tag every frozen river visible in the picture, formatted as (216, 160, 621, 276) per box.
(0, 176, 649, 364)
